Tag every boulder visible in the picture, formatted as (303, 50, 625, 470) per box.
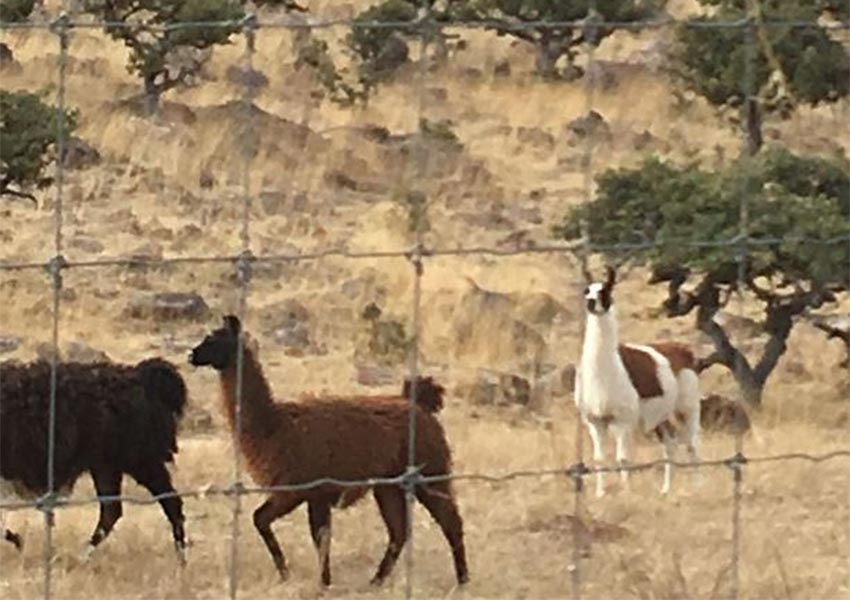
(458, 370, 532, 407)
(65, 341, 111, 363)
(0, 335, 21, 355)
(127, 292, 210, 322)
(356, 364, 398, 387)
(61, 136, 101, 170)
(700, 394, 751, 434)
(566, 110, 611, 145)
(0, 42, 13, 67)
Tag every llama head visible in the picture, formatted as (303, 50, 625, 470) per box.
(190, 315, 244, 370)
(583, 265, 616, 316)
(402, 375, 446, 413)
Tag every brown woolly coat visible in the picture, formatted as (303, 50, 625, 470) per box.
(218, 353, 452, 506)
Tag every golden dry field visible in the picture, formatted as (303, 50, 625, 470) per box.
(1, 0, 849, 598)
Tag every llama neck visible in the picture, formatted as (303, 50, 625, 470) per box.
(218, 349, 277, 439)
(582, 309, 620, 361)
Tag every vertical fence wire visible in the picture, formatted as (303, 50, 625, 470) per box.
(0, 13, 848, 600)
(570, 3, 602, 598)
(42, 13, 71, 600)
(729, 5, 759, 597)
(403, 12, 434, 599)
(227, 15, 258, 600)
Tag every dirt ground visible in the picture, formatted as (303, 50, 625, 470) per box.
(1, 0, 848, 598)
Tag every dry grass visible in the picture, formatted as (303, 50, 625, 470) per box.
(2, 1, 850, 598)
(1, 401, 848, 600)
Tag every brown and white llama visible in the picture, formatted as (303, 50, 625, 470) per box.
(574, 267, 701, 497)
(189, 315, 468, 587)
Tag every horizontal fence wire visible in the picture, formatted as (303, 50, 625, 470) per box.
(0, 9, 848, 600)
(1, 450, 848, 512)
(1, 17, 849, 31)
(2, 235, 850, 272)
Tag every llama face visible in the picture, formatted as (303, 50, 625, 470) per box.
(190, 316, 241, 370)
(584, 282, 613, 315)
(583, 266, 616, 315)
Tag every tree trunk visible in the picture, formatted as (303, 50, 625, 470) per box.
(534, 33, 561, 79)
(743, 96, 763, 156)
(695, 298, 799, 407)
(143, 74, 161, 116)
(735, 368, 765, 405)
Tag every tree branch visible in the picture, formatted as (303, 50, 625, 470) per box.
(752, 304, 794, 385)
(0, 184, 37, 205)
(812, 319, 850, 368)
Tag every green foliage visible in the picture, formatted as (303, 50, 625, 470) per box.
(293, 35, 370, 105)
(295, 0, 422, 105)
(0, 0, 34, 22)
(556, 147, 850, 289)
(675, 0, 850, 110)
(84, 0, 245, 109)
(464, 0, 663, 77)
(349, 0, 418, 66)
(252, 0, 306, 9)
(0, 90, 78, 200)
(419, 117, 460, 146)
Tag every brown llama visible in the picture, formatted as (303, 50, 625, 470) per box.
(189, 315, 468, 587)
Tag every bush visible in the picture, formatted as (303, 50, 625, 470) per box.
(0, 0, 35, 22)
(0, 90, 78, 203)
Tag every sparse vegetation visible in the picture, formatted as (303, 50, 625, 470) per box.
(0, 0, 35, 22)
(0, 90, 78, 204)
(83, 0, 245, 114)
(557, 147, 850, 405)
(461, 0, 664, 78)
(675, 0, 850, 155)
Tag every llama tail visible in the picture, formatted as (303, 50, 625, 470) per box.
(402, 376, 445, 414)
(136, 358, 188, 418)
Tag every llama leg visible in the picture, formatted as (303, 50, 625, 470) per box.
(307, 499, 332, 586)
(678, 371, 703, 485)
(3, 528, 22, 550)
(253, 493, 304, 581)
(131, 464, 187, 564)
(1, 511, 22, 551)
(83, 469, 123, 560)
(612, 425, 631, 490)
(371, 485, 408, 586)
(415, 482, 469, 585)
(684, 407, 702, 487)
(587, 419, 608, 498)
(656, 421, 677, 495)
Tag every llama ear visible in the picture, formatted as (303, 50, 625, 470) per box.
(605, 265, 616, 288)
(223, 315, 241, 333)
(581, 263, 594, 284)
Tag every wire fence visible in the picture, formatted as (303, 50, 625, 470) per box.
(0, 5, 849, 600)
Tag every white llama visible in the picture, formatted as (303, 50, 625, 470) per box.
(574, 266, 702, 497)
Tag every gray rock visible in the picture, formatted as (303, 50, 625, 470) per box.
(128, 292, 210, 322)
(700, 394, 751, 434)
(0, 335, 21, 355)
(356, 364, 397, 387)
(65, 341, 111, 363)
(61, 136, 101, 170)
(35, 342, 61, 363)
(566, 110, 611, 144)
(493, 59, 511, 77)
(460, 370, 532, 407)
(259, 190, 288, 216)
(517, 127, 555, 150)
(69, 236, 105, 255)
(226, 64, 269, 90)
(0, 43, 14, 67)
